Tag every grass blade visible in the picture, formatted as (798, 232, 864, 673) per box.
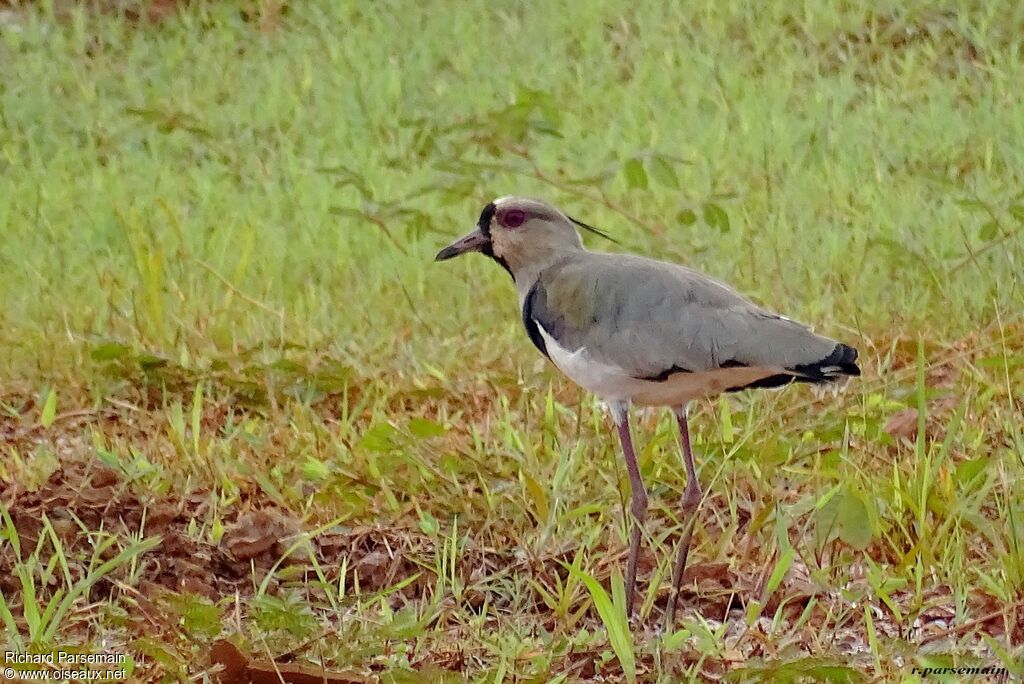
(567, 564, 636, 684)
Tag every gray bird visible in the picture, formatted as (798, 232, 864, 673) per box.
(436, 196, 860, 624)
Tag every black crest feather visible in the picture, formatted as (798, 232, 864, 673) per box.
(567, 215, 620, 244)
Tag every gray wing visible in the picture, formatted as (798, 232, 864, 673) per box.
(523, 252, 859, 381)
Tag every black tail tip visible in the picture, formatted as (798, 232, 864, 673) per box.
(792, 343, 861, 381)
(832, 343, 861, 376)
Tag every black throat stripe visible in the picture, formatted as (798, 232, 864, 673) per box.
(478, 202, 496, 237)
(476, 202, 510, 278)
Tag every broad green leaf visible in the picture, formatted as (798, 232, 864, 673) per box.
(210, 516, 224, 544)
(417, 509, 439, 535)
(360, 423, 398, 452)
(96, 449, 120, 470)
(40, 389, 57, 428)
(622, 158, 648, 190)
(166, 594, 222, 639)
(1010, 204, 1024, 223)
(676, 208, 698, 225)
(745, 597, 764, 625)
(302, 456, 330, 481)
(408, 417, 447, 438)
(137, 353, 167, 369)
(90, 342, 131, 361)
(703, 203, 730, 232)
(523, 470, 550, 522)
(647, 155, 678, 188)
(955, 457, 988, 485)
(837, 488, 872, 550)
(979, 220, 999, 241)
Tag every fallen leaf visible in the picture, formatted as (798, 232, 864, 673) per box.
(884, 408, 918, 442)
(224, 509, 300, 561)
(210, 639, 369, 684)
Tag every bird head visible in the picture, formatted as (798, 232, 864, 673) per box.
(435, 196, 612, 280)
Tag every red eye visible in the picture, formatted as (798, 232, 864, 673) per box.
(501, 209, 527, 228)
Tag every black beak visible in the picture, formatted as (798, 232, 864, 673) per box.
(435, 227, 490, 261)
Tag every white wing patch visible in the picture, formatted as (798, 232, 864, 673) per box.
(536, 323, 782, 406)
(537, 324, 638, 401)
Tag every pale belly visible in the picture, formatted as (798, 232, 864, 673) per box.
(537, 325, 778, 406)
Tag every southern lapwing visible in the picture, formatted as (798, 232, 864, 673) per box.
(436, 196, 860, 624)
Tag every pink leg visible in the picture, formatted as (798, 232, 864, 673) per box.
(610, 400, 648, 618)
(666, 404, 701, 627)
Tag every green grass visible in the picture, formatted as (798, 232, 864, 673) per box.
(1, 0, 1023, 681)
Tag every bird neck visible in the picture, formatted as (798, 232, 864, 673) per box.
(513, 249, 581, 303)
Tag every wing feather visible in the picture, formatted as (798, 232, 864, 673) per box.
(523, 252, 858, 383)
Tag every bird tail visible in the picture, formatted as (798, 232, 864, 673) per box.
(796, 342, 860, 379)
